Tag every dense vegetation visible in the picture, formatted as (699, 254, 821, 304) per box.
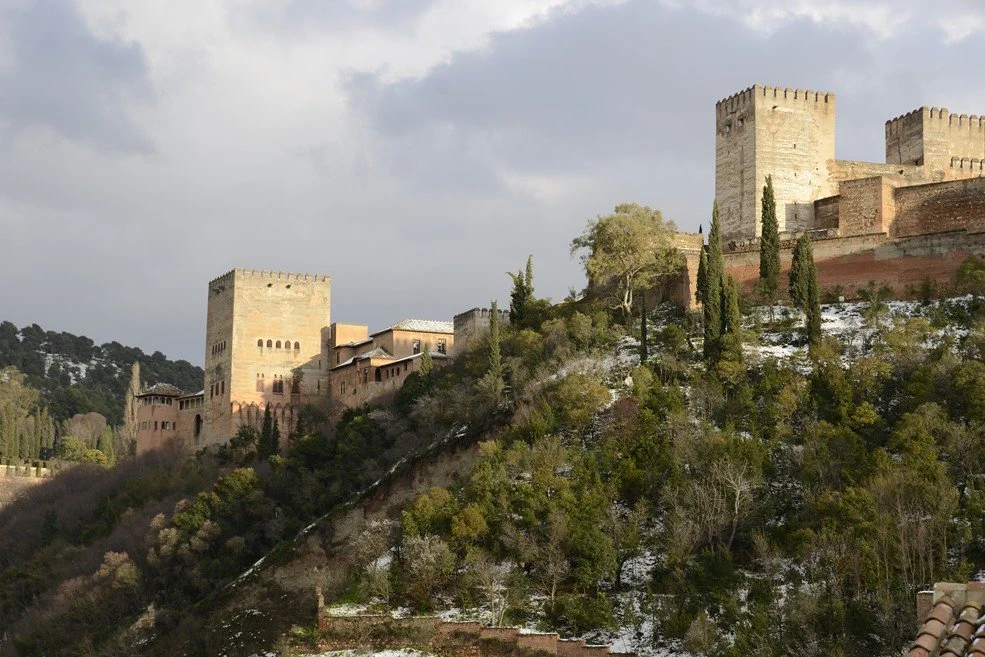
(0, 320, 203, 424)
(7, 208, 985, 656)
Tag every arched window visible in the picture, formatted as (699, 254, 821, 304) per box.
(276, 340, 281, 348)
(267, 339, 273, 348)
(294, 341, 300, 350)
(284, 338, 290, 348)
(257, 339, 263, 347)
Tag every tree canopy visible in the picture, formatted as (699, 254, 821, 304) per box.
(571, 203, 682, 320)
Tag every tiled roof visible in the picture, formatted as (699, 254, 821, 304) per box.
(138, 383, 186, 397)
(909, 584, 985, 657)
(330, 346, 394, 370)
(372, 319, 454, 336)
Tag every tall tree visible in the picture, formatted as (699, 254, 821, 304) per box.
(725, 275, 742, 336)
(703, 202, 725, 360)
(696, 246, 708, 306)
(789, 234, 813, 310)
(258, 403, 277, 460)
(508, 255, 535, 328)
(123, 361, 140, 445)
(571, 203, 682, 320)
(97, 426, 116, 466)
(419, 343, 434, 382)
(758, 175, 781, 315)
(480, 300, 505, 403)
(805, 250, 822, 351)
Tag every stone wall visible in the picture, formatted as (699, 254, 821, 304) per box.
(892, 177, 985, 238)
(716, 85, 837, 242)
(725, 229, 985, 299)
(453, 307, 510, 354)
(315, 615, 632, 657)
(203, 269, 331, 447)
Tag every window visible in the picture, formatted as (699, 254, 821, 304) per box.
(336, 353, 340, 364)
(737, 116, 745, 127)
(294, 341, 300, 350)
(267, 339, 273, 348)
(723, 122, 732, 133)
(412, 340, 421, 354)
(276, 340, 281, 348)
(220, 380, 225, 394)
(258, 339, 263, 347)
(375, 368, 382, 382)
(292, 378, 301, 394)
(154, 421, 158, 431)
(273, 379, 284, 394)
(256, 378, 264, 392)
(437, 339, 446, 354)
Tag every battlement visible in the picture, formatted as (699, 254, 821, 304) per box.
(716, 84, 834, 116)
(208, 268, 331, 287)
(952, 157, 985, 172)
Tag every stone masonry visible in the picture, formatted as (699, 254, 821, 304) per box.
(713, 84, 985, 297)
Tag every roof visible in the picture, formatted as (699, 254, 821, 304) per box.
(330, 346, 394, 370)
(336, 337, 374, 349)
(138, 383, 186, 397)
(371, 319, 454, 337)
(180, 389, 205, 399)
(909, 583, 985, 657)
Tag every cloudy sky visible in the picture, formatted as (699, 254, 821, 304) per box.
(2, 0, 985, 365)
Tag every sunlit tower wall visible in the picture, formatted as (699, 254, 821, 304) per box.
(715, 85, 837, 243)
(201, 269, 331, 448)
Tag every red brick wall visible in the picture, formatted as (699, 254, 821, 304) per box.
(724, 230, 985, 299)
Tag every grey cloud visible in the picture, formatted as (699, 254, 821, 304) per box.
(0, 0, 152, 152)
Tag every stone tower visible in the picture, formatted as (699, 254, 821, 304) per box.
(201, 269, 331, 447)
(886, 107, 985, 176)
(715, 85, 836, 243)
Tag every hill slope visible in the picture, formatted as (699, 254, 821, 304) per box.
(0, 320, 203, 423)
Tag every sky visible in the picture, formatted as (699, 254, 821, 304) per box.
(2, 0, 985, 365)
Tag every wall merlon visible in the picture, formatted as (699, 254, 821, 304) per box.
(233, 268, 330, 283)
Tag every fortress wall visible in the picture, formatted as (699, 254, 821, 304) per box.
(716, 85, 836, 242)
(814, 196, 840, 230)
(753, 87, 837, 236)
(886, 110, 927, 166)
(827, 159, 926, 186)
(947, 113, 985, 161)
(716, 87, 757, 242)
(892, 177, 985, 237)
(672, 232, 704, 310)
(203, 273, 235, 445)
(837, 176, 897, 237)
(725, 230, 985, 299)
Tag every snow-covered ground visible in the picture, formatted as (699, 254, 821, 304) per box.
(295, 651, 439, 657)
(750, 296, 973, 363)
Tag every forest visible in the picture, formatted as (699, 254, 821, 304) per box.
(0, 320, 202, 424)
(4, 199, 985, 656)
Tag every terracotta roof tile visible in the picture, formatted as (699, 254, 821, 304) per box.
(908, 585, 985, 656)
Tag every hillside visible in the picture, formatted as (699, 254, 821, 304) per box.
(5, 285, 985, 656)
(0, 321, 203, 423)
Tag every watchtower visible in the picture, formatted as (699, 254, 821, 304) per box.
(715, 85, 836, 243)
(201, 269, 331, 447)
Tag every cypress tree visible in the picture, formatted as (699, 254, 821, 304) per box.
(806, 254, 822, 350)
(759, 175, 781, 310)
(703, 202, 725, 359)
(696, 246, 708, 306)
(419, 343, 433, 382)
(97, 427, 115, 466)
(640, 301, 648, 363)
(725, 275, 742, 335)
(483, 300, 505, 402)
(271, 418, 281, 455)
(508, 255, 536, 329)
(258, 403, 277, 460)
(789, 234, 813, 310)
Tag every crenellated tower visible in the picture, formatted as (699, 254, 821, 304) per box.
(201, 269, 331, 447)
(715, 85, 836, 243)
